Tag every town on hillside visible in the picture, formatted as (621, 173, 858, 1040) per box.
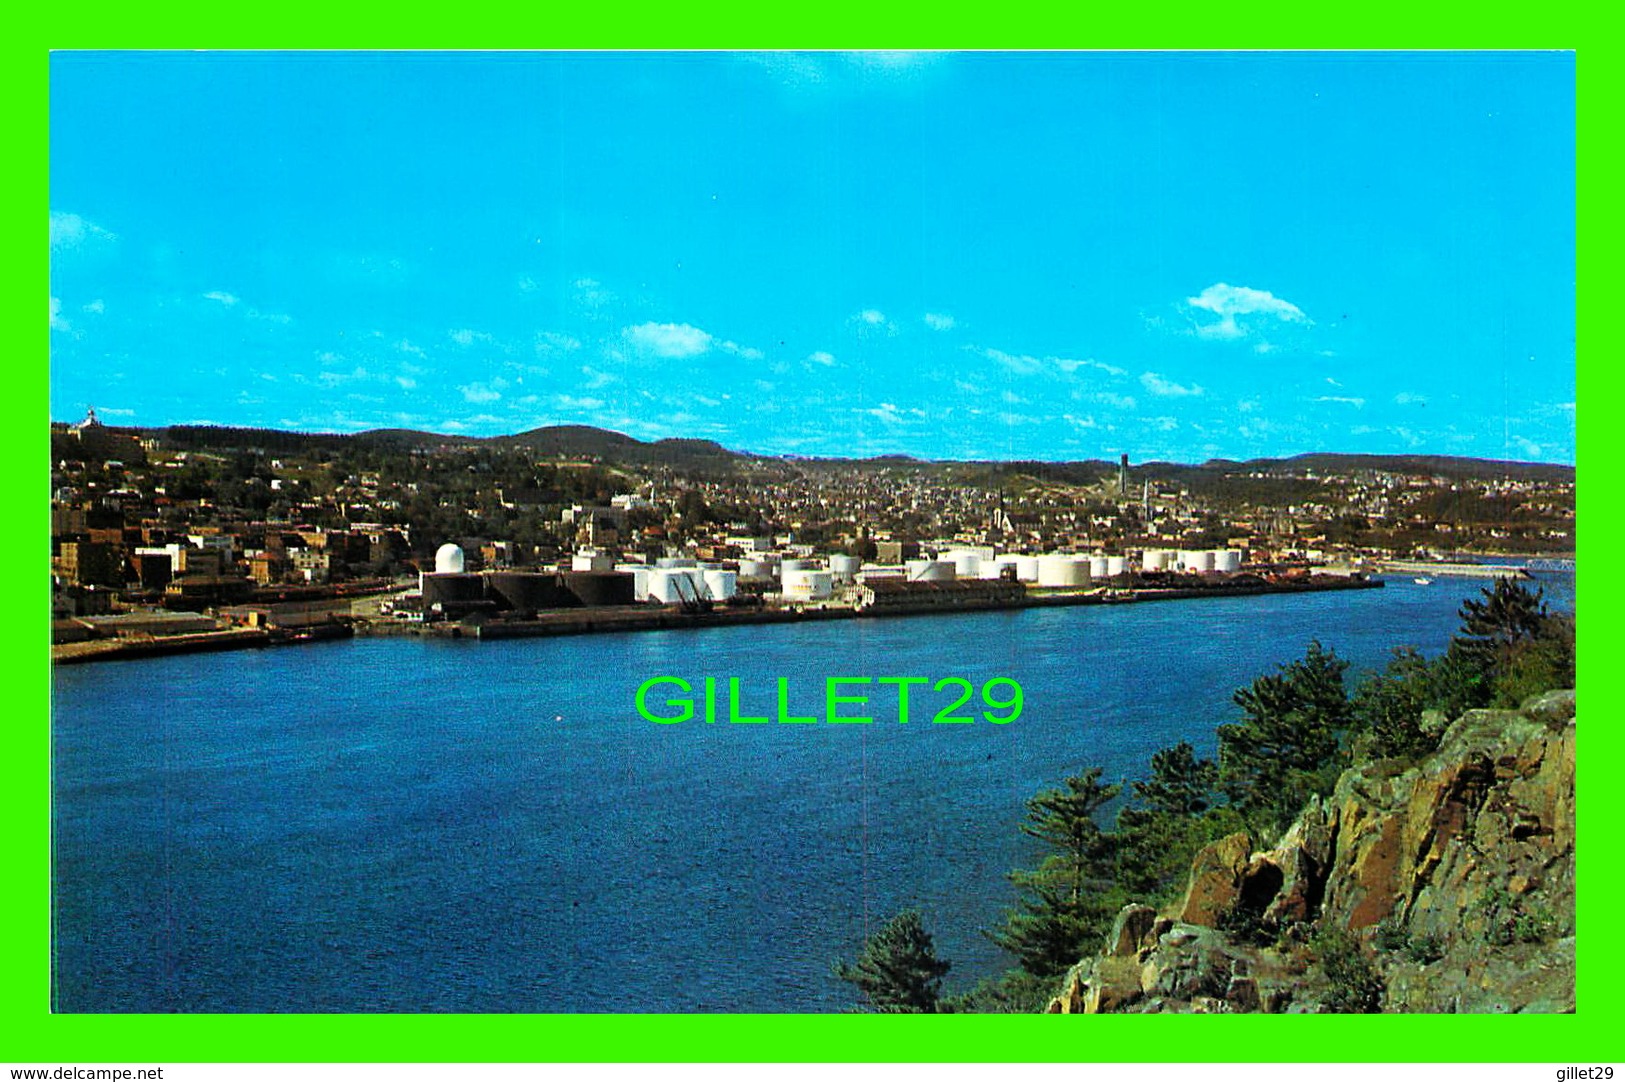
(50, 410, 1575, 657)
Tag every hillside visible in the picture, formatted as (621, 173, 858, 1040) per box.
(1049, 689, 1576, 1014)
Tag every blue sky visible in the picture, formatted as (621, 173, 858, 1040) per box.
(49, 51, 1575, 464)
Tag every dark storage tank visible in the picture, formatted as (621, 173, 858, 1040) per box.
(486, 572, 569, 614)
(561, 571, 636, 608)
(421, 572, 486, 607)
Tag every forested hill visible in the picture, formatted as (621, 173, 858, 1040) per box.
(132, 423, 1572, 482)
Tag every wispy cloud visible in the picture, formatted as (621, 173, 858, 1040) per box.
(1140, 372, 1204, 397)
(923, 312, 956, 331)
(50, 211, 116, 248)
(852, 308, 898, 335)
(1314, 395, 1366, 408)
(1185, 282, 1310, 342)
(203, 291, 240, 307)
(82, 299, 105, 315)
(450, 328, 496, 348)
(807, 350, 836, 367)
(49, 296, 69, 332)
(460, 378, 509, 404)
(1395, 392, 1427, 406)
(624, 322, 713, 358)
(974, 346, 1126, 380)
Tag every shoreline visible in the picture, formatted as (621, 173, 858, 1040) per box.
(51, 575, 1385, 662)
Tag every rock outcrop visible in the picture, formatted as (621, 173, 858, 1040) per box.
(1051, 689, 1576, 1014)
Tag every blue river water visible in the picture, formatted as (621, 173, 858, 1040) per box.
(51, 572, 1574, 1012)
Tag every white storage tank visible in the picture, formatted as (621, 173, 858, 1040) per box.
(906, 559, 955, 582)
(1105, 556, 1127, 578)
(703, 569, 737, 600)
(780, 558, 814, 575)
(618, 565, 652, 601)
(1089, 555, 1109, 578)
(829, 554, 862, 583)
(1214, 549, 1242, 573)
(1182, 550, 1216, 573)
(782, 568, 834, 601)
(655, 556, 697, 570)
(1141, 549, 1170, 572)
(738, 558, 774, 579)
(572, 552, 615, 573)
(943, 550, 982, 579)
(646, 568, 686, 604)
(1037, 554, 1090, 587)
(1014, 556, 1040, 582)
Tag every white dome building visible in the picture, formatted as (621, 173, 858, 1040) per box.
(434, 543, 466, 575)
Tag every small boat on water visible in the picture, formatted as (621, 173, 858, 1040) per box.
(1413, 577, 1434, 586)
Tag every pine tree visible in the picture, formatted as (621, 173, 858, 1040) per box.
(1131, 741, 1218, 816)
(991, 768, 1123, 978)
(1217, 640, 1352, 830)
(834, 910, 952, 1013)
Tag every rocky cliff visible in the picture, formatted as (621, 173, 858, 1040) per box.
(1050, 689, 1576, 1014)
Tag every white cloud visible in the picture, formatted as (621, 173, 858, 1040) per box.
(49, 296, 69, 332)
(624, 322, 714, 358)
(1150, 416, 1179, 432)
(1055, 356, 1127, 377)
(720, 340, 764, 361)
(50, 211, 116, 248)
(1395, 392, 1427, 406)
(1140, 372, 1204, 397)
(574, 278, 616, 308)
(396, 377, 417, 390)
(853, 309, 898, 335)
(1314, 395, 1366, 408)
(1093, 392, 1139, 410)
(556, 395, 606, 411)
(1186, 282, 1310, 341)
(581, 366, 620, 389)
(460, 379, 509, 404)
(537, 331, 582, 354)
(807, 351, 836, 367)
(923, 312, 956, 331)
(203, 291, 240, 307)
(82, 299, 104, 314)
(450, 328, 495, 347)
(395, 339, 427, 358)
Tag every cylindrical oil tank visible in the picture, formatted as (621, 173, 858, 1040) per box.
(655, 557, 697, 570)
(571, 552, 615, 573)
(1106, 555, 1127, 577)
(561, 571, 635, 607)
(703, 569, 738, 600)
(737, 558, 774, 579)
(944, 550, 982, 578)
(1141, 549, 1170, 572)
(1037, 555, 1090, 587)
(1014, 556, 1040, 582)
(906, 559, 955, 582)
(781, 568, 834, 600)
(1182, 550, 1216, 573)
(486, 571, 568, 613)
(1089, 555, 1109, 578)
(780, 558, 814, 575)
(1214, 549, 1242, 573)
(829, 554, 861, 583)
(616, 565, 652, 601)
(421, 572, 484, 607)
(646, 568, 685, 604)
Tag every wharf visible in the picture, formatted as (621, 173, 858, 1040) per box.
(467, 574, 1383, 639)
(1377, 560, 1532, 579)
